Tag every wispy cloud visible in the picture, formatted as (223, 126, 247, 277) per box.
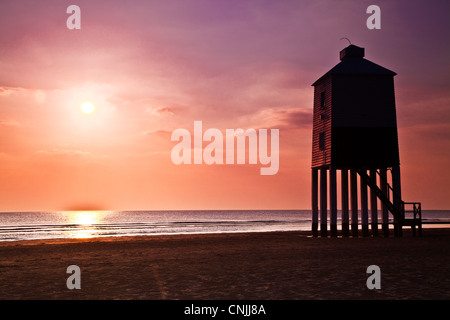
(35, 148, 92, 157)
(146, 106, 175, 116)
(0, 86, 25, 96)
(0, 119, 21, 127)
(236, 107, 312, 131)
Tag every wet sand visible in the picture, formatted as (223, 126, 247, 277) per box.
(0, 229, 449, 300)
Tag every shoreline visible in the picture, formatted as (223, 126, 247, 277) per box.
(0, 230, 312, 246)
(1, 223, 449, 245)
(0, 229, 449, 299)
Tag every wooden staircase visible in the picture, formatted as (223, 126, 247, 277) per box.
(356, 169, 422, 236)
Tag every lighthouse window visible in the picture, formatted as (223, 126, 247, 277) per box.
(319, 132, 326, 150)
(320, 91, 326, 109)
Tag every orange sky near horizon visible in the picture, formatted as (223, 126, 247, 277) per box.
(0, 0, 449, 211)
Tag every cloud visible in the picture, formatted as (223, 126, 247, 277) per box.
(141, 129, 172, 138)
(0, 86, 25, 96)
(35, 148, 92, 157)
(0, 120, 21, 127)
(146, 106, 175, 116)
(280, 109, 313, 128)
(244, 107, 312, 130)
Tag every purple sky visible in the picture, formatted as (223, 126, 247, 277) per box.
(0, 0, 449, 210)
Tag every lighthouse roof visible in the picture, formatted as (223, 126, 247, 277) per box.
(312, 45, 397, 86)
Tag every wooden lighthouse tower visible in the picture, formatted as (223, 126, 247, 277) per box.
(311, 44, 422, 237)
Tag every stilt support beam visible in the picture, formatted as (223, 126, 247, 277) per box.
(360, 169, 369, 237)
(329, 167, 338, 237)
(311, 169, 319, 237)
(320, 168, 328, 237)
(350, 169, 358, 237)
(341, 169, 349, 237)
(370, 169, 379, 237)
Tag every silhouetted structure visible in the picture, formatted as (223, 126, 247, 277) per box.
(311, 44, 422, 237)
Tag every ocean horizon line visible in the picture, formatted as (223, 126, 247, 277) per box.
(0, 209, 449, 242)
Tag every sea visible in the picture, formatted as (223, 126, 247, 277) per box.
(0, 210, 449, 242)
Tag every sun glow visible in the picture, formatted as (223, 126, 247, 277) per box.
(70, 211, 100, 225)
(80, 101, 96, 114)
(68, 211, 102, 239)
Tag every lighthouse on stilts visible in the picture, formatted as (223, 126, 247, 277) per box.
(311, 44, 422, 238)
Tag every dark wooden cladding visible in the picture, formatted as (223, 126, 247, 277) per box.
(312, 75, 332, 168)
(311, 44, 399, 169)
(331, 75, 398, 128)
(331, 127, 400, 167)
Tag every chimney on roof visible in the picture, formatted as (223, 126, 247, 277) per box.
(339, 45, 365, 60)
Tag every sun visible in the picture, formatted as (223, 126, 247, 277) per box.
(80, 101, 96, 115)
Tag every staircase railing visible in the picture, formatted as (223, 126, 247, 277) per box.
(356, 169, 403, 221)
(374, 169, 402, 208)
(356, 168, 422, 236)
(403, 202, 422, 236)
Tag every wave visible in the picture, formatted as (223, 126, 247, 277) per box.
(0, 210, 449, 241)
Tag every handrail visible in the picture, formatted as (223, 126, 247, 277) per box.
(403, 202, 422, 220)
(375, 169, 402, 205)
(402, 202, 422, 236)
(357, 168, 422, 236)
(356, 169, 403, 221)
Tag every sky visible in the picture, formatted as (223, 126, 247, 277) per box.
(0, 0, 449, 211)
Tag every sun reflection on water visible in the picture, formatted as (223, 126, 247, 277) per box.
(68, 211, 102, 238)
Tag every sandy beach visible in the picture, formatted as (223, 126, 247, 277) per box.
(0, 229, 449, 300)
